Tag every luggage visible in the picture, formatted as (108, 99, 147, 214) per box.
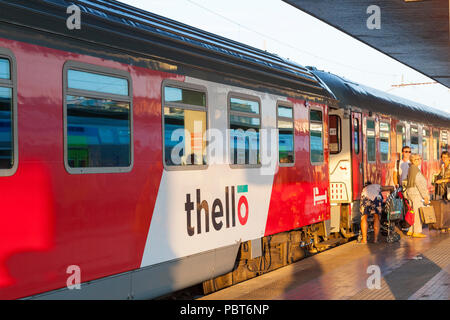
(429, 200, 450, 230)
(419, 206, 436, 224)
(384, 190, 403, 221)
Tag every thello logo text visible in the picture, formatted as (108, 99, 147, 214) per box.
(185, 185, 249, 236)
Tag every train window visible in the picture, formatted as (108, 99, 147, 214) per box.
(0, 58, 10, 79)
(366, 119, 376, 163)
(277, 103, 294, 165)
(64, 62, 132, 174)
(0, 50, 17, 176)
(310, 109, 324, 164)
(353, 118, 360, 155)
(433, 130, 440, 160)
(163, 82, 207, 168)
(164, 86, 206, 107)
(67, 70, 128, 96)
(229, 94, 261, 167)
(422, 128, 430, 161)
(380, 122, 390, 162)
(442, 131, 449, 153)
(410, 126, 419, 154)
(396, 124, 406, 154)
(329, 115, 341, 154)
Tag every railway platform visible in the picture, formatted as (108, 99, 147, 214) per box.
(200, 229, 450, 300)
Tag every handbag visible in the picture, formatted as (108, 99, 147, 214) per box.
(419, 205, 436, 224)
(400, 194, 414, 228)
(405, 209, 415, 228)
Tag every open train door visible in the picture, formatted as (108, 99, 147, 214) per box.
(351, 112, 363, 200)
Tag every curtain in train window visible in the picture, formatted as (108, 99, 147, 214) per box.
(66, 68, 131, 169)
(410, 127, 419, 154)
(366, 119, 376, 162)
(229, 97, 260, 166)
(310, 109, 324, 164)
(380, 122, 390, 162)
(163, 86, 207, 167)
(396, 124, 406, 154)
(422, 128, 430, 161)
(0, 57, 13, 170)
(278, 105, 294, 164)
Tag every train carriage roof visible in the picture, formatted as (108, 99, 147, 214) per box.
(0, 0, 334, 99)
(311, 69, 450, 129)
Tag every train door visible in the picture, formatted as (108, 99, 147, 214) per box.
(329, 110, 352, 203)
(351, 112, 363, 200)
(327, 109, 352, 235)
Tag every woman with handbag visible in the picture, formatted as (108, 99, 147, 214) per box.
(405, 154, 430, 238)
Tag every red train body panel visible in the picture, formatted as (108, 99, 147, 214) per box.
(0, 1, 448, 300)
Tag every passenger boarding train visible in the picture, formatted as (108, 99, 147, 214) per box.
(0, 0, 449, 299)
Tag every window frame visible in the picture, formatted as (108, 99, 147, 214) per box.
(0, 48, 18, 177)
(228, 92, 262, 169)
(63, 61, 134, 174)
(379, 121, 390, 163)
(365, 117, 376, 164)
(309, 105, 325, 165)
(276, 101, 295, 167)
(162, 79, 209, 171)
(328, 114, 342, 155)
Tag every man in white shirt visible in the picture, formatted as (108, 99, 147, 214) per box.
(393, 146, 411, 187)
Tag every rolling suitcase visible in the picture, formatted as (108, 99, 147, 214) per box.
(429, 200, 450, 230)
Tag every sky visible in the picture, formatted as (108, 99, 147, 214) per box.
(119, 0, 450, 113)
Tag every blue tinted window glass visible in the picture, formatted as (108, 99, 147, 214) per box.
(66, 95, 131, 168)
(0, 59, 10, 80)
(68, 70, 128, 96)
(230, 98, 259, 115)
(354, 119, 360, 155)
(278, 119, 294, 164)
(367, 136, 376, 162)
(310, 128, 323, 163)
(230, 115, 260, 165)
(310, 110, 323, 163)
(164, 87, 206, 107)
(380, 123, 390, 162)
(278, 105, 293, 119)
(0, 87, 13, 169)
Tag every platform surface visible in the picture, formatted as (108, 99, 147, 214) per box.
(200, 229, 450, 300)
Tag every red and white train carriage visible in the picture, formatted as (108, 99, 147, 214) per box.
(0, 0, 448, 300)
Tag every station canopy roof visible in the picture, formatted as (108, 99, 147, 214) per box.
(284, 0, 450, 88)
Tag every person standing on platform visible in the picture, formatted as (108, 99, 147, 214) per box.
(435, 151, 450, 199)
(393, 146, 411, 188)
(405, 154, 430, 238)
